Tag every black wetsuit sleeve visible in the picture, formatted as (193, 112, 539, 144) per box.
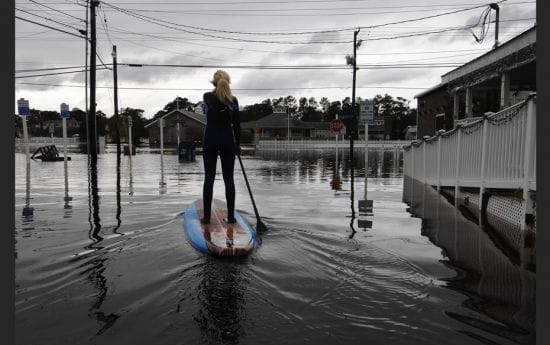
(232, 98, 241, 147)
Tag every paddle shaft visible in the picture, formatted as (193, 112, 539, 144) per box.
(237, 154, 262, 222)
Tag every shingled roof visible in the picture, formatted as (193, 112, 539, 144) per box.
(144, 109, 206, 128)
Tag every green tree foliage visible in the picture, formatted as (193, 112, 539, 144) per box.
(373, 94, 417, 139)
(120, 108, 148, 145)
(240, 98, 273, 122)
(152, 97, 195, 120)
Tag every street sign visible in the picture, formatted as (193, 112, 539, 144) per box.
(60, 103, 70, 118)
(18, 98, 30, 116)
(330, 119, 344, 134)
(360, 99, 374, 123)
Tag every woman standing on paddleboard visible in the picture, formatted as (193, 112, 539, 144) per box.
(201, 70, 241, 225)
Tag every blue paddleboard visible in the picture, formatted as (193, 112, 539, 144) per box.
(183, 199, 258, 256)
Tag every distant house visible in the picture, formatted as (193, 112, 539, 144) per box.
(241, 109, 333, 138)
(145, 109, 206, 147)
(415, 26, 536, 138)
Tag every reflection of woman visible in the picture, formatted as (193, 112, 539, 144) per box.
(201, 70, 241, 225)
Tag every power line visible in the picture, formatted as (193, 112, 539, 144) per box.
(16, 81, 430, 90)
(118, 62, 462, 69)
(101, 2, 534, 15)
(103, 3, 353, 44)
(15, 7, 82, 31)
(15, 15, 86, 39)
(27, 0, 85, 22)
(16, 64, 111, 73)
(15, 67, 111, 79)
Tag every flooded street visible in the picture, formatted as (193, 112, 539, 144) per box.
(15, 149, 535, 345)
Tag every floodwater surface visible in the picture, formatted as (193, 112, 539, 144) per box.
(15, 148, 535, 345)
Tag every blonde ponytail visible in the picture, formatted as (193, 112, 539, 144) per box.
(211, 70, 233, 105)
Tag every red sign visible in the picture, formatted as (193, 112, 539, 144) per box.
(330, 119, 344, 134)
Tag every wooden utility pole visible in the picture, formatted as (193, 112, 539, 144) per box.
(350, 28, 360, 173)
(88, 0, 99, 156)
(112, 45, 121, 157)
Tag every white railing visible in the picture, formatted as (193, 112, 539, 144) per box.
(257, 139, 408, 150)
(404, 96, 535, 190)
(15, 137, 81, 145)
(403, 95, 536, 230)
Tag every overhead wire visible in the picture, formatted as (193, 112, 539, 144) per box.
(16, 81, 430, 90)
(15, 15, 86, 39)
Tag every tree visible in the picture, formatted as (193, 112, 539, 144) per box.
(121, 108, 147, 144)
(325, 101, 342, 122)
(319, 97, 330, 113)
(240, 100, 273, 123)
(152, 97, 195, 120)
(373, 94, 414, 139)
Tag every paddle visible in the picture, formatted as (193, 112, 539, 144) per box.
(237, 153, 268, 233)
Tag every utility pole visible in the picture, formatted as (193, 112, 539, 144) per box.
(84, 1, 89, 154)
(112, 45, 121, 157)
(350, 28, 360, 173)
(489, 3, 500, 49)
(88, 0, 99, 157)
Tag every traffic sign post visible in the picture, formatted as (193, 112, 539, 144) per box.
(331, 116, 344, 173)
(17, 98, 31, 164)
(18, 98, 33, 217)
(60, 103, 72, 203)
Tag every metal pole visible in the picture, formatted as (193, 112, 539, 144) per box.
(112, 45, 121, 157)
(62, 117, 69, 201)
(287, 106, 290, 146)
(88, 0, 98, 156)
(128, 114, 133, 169)
(22, 116, 30, 162)
(335, 114, 339, 173)
(364, 121, 368, 200)
(160, 118, 165, 185)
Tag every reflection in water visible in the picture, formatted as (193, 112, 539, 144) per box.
(88, 155, 103, 244)
(194, 257, 247, 345)
(22, 158, 34, 221)
(81, 154, 120, 335)
(128, 156, 134, 196)
(63, 155, 73, 218)
(113, 151, 123, 235)
(255, 149, 402, 182)
(403, 178, 536, 344)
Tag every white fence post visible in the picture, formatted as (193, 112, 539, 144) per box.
(479, 114, 489, 211)
(454, 126, 463, 204)
(437, 130, 443, 191)
(423, 136, 429, 184)
(521, 96, 536, 230)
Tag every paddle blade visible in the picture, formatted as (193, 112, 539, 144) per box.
(256, 220, 268, 234)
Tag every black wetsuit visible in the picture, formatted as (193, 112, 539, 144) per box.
(202, 91, 240, 222)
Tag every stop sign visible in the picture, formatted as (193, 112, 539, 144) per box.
(330, 119, 344, 134)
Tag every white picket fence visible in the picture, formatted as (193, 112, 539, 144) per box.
(257, 139, 407, 150)
(15, 137, 81, 145)
(403, 94, 536, 230)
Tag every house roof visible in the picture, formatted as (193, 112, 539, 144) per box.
(414, 25, 536, 99)
(241, 113, 318, 129)
(145, 109, 206, 129)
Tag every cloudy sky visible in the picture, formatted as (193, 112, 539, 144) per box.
(15, 0, 536, 118)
